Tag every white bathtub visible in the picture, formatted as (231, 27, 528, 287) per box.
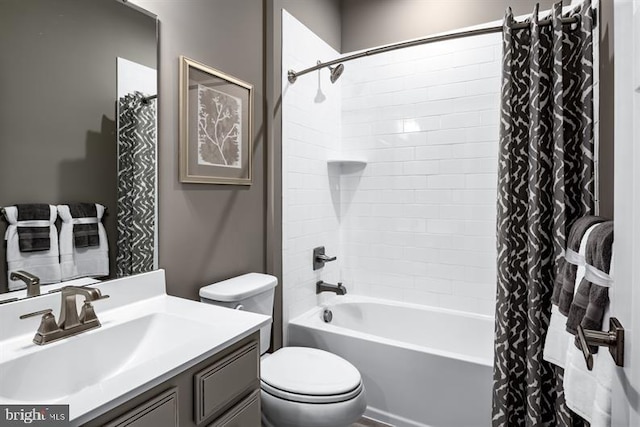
(288, 295, 494, 427)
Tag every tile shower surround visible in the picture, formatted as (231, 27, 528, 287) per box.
(283, 11, 500, 328)
(282, 11, 343, 332)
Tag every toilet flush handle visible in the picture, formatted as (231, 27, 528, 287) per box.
(234, 304, 244, 310)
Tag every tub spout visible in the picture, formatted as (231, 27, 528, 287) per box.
(316, 280, 347, 295)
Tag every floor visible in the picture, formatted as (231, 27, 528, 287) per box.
(352, 418, 393, 427)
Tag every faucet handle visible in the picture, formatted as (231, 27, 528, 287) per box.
(313, 246, 337, 270)
(19, 309, 53, 319)
(20, 308, 61, 344)
(20, 308, 60, 336)
(79, 302, 99, 323)
(78, 294, 109, 323)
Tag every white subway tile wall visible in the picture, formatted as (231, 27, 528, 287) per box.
(283, 11, 501, 330)
(340, 33, 501, 316)
(282, 11, 342, 336)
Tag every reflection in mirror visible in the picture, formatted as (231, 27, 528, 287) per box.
(116, 58, 158, 276)
(0, 0, 158, 298)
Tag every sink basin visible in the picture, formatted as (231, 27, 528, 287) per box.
(0, 312, 210, 402)
(0, 270, 270, 424)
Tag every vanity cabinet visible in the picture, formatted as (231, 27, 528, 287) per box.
(103, 388, 179, 427)
(82, 332, 260, 427)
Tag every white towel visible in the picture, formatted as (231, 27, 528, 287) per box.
(564, 253, 615, 426)
(57, 204, 109, 281)
(4, 205, 61, 289)
(543, 224, 599, 368)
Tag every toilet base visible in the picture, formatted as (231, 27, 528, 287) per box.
(260, 387, 366, 427)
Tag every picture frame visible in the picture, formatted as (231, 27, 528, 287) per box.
(179, 56, 253, 185)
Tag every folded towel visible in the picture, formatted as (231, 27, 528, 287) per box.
(68, 202, 100, 248)
(566, 222, 614, 352)
(544, 224, 599, 368)
(57, 204, 109, 281)
(556, 215, 606, 313)
(3, 205, 61, 288)
(564, 253, 615, 426)
(15, 203, 52, 252)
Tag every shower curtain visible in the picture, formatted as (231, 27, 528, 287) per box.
(116, 92, 157, 277)
(492, 1, 594, 426)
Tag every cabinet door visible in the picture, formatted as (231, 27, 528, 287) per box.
(194, 341, 259, 424)
(208, 390, 260, 427)
(104, 388, 178, 427)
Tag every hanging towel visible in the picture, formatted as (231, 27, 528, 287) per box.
(68, 202, 100, 248)
(543, 223, 599, 368)
(555, 215, 606, 313)
(564, 253, 615, 427)
(566, 221, 614, 350)
(57, 203, 109, 281)
(3, 205, 61, 289)
(14, 203, 53, 252)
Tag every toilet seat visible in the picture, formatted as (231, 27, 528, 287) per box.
(260, 347, 363, 404)
(261, 380, 363, 404)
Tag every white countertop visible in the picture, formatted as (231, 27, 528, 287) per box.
(0, 270, 270, 425)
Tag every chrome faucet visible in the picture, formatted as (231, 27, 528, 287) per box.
(10, 270, 40, 297)
(19, 286, 109, 345)
(316, 280, 347, 295)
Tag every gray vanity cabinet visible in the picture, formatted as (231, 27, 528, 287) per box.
(103, 388, 179, 427)
(194, 339, 259, 424)
(207, 390, 260, 427)
(82, 332, 261, 427)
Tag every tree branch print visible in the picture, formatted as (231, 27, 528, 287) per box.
(197, 85, 241, 167)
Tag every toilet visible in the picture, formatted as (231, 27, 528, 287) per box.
(200, 273, 366, 427)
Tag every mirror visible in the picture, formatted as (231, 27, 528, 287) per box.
(0, 0, 158, 296)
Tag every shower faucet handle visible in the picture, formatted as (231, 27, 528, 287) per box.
(313, 246, 336, 270)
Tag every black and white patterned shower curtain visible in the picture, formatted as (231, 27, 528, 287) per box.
(117, 92, 156, 277)
(492, 1, 594, 426)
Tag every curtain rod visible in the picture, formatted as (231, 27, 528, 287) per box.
(140, 94, 157, 105)
(287, 13, 585, 84)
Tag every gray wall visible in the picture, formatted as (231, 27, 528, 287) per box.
(341, 0, 567, 53)
(278, 0, 342, 52)
(130, 0, 267, 300)
(0, 0, 156, 292)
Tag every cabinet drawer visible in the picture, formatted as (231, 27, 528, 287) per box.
(194, 340, 259, 424)
(104, 388, 178, 427)
(208, 390, 260, 427)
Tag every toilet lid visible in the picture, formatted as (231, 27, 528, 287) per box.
(261, 347, 362, 398)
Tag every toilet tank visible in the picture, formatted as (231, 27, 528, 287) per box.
(200, 273, 277, 355)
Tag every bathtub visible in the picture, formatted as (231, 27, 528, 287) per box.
(288, 295, 494, 427)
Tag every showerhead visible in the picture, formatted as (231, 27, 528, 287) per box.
(329, 63, 344, 83)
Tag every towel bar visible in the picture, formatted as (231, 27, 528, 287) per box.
(577, 317, 624, 370)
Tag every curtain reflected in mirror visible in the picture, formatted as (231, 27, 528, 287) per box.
(117, 90, 157, 277)
(116, 58, 157, 277)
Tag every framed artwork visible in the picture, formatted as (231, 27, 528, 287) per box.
(179, 56, 253, 184)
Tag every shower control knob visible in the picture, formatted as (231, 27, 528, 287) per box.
(313, 246, 337, 270)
